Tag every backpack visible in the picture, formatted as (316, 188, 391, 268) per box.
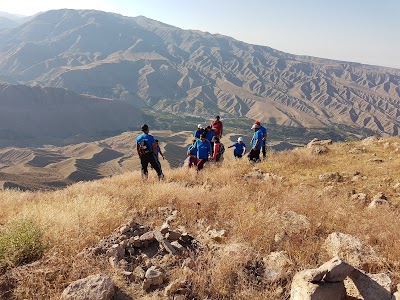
(138, 138, 150, 156)
(219, 143, 225, 154)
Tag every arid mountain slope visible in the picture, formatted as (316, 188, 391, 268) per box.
(0, 9, 399, 134)
(0, 83, 144, 147)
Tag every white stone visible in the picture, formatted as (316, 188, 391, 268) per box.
(61, 274, 114, 300)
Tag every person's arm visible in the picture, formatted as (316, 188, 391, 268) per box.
(242, 146, 246, 155)
(220, 123, 223, 136)
(159, 149, 165, 159)
(228, 145, 234, 148)
(152, 142, 157, 154)
(253, 139, 259, 150)
(136, 143, 141, 157)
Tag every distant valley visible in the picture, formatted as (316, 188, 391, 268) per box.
(0, 9, 399, 136)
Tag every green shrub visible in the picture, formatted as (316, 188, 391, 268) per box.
(0, 220, 45, 269)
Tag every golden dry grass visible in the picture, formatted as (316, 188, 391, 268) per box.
(1, 137, 400, 299)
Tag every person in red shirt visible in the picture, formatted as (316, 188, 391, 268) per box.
(210, 115, 223, 138)
(212, 136, 225, 162)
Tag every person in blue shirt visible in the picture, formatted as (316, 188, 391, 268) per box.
(186, 139, 198, 168)
(254, 121, 268, 159)
(228, 137, 246, 158)
(205, 125, 215, 155)
(155, 139, 165, 160)
(194, 124, 204, 139)
(136, 124, 164, 180)
(248, 124, 263, 162)
(192, 133, 212, 171)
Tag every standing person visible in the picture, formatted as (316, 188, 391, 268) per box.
(254, 121, 268, 159)
(155, 140, 165, 160)
(248, 124, 263, 162)
(186, 139, 198, 168)
(136, 124, 164, 180)
(212, 136, 225, 162)
(210, 115, 223, 139)
(194, 124, 204, 139)
(228, 137, 246, 158)
(193, 133, 212, 172)
(205, 125, 215, 155)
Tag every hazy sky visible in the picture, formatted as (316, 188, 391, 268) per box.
(1, 0, 399, 68)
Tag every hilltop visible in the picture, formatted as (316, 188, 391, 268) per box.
(0, 136, 400, 299)
(0, 9, 399, 135)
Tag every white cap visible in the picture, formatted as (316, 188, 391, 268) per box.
(238, 137, 243, 142)
(251, 124, 260, 129)
(198, 124, 203, 129)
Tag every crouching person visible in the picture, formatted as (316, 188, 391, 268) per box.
(187, 139, 198, 168)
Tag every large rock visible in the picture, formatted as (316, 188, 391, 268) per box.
(318, 257, 355, 282)
(345, 270, 392, 300)
(143, 266, 164, 290)
(307, 138, 333, 148)
(319, 172, 343, 183)
(290, 270, 346, 300)
(324, 232, 383, 269)
(61, 274, 115, 300)
(362, 136, 379, 146)
(263, 251, 293, 282)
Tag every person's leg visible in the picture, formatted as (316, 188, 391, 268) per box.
(255, 149, 261, 162)
(262, 140, 267, 159)
(148, 153, 163, 176)
(210, 142, 214, 156)
(141, 155, 149, 178)
(197, 158, 208, 172)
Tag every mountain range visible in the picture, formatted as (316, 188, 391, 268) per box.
(0, 9, 399, 136)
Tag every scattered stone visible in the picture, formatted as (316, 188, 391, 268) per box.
(319, 257, 355, 282)
(393, 182, 400, 189)
(164, 279, 187, 296)
(181, 257, 195, 269)
(160, 223, 170, 235)
(171, 241, 184, 253)
(324, 232, 383, 269)
(263, 251, 293, 282)
(349, 147, 367, 154)
(139, 231, 156, 244)
(369, 158, 384, 163)
(180, 233, 194, 244)
(307, 138, 333, 148)
(311, 145, 330, 155)
(345, 270, 392, 300)
(143, 266, 164, 291)
(131, 236, 142, 248)
(119, 225, 130, 235)
(61, 274, 115, 300)
(350, 193, 368, 204)
(369, 192, 389, 208)
(362, 136, 379, 145)
(166, 231, 182, 241)
(208, 229, 227, 242)
(392, 284, 400, 300)
(106, 244, 125, 259)
(108, 257, 118, 269)
(319, 172, 343, 183)
(161, 239, 177, 255)
(133, 266, 146, 281)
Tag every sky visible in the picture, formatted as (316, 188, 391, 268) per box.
(1, 0, 399, 69)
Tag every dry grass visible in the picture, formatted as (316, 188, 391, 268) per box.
(1, 137, 400, 299)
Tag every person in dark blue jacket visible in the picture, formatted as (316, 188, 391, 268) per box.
(136, 124, 164, 180)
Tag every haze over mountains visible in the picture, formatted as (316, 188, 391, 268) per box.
(0, 9, 399, 139)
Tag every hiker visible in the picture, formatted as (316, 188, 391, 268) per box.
(205, 125, 215, 154)
(228, 137, 246, 158)
(254, 121, 268, 159)
(212, 136, 225, 162)
(210, 115, 223, 139)
(136, 124, 164, 180)
(248, 123, 263, 162)
(193, 133, 212, 172)
(155, 139, 165, 160)
(194, 124, 204, 139)
(186, 139, 198, 168)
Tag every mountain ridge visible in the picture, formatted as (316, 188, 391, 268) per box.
(0, 9, 399, 135)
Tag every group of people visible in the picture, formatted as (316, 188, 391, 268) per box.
(136, 116, 268, 178)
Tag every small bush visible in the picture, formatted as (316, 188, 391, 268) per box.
(0, 220, 45, 269)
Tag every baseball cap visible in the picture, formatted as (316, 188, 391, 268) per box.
(238, 137, 243, 142)
(251, 124, 260, 129)
(198, 124, 203, 129)
(254, 121, 261, 126)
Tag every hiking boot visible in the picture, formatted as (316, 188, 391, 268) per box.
(158, 174, 164, 181)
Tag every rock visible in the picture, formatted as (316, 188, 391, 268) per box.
(160, 223, 170, 235)
(119, 240, 128, 248)
(350, 193, 368, 204)
(349, 147, 367, 154)
(139, 231, 156, 244)
(106, 244, 125, 259)
(392, 284, 400, 300)
(369, 158, 384, 163)
(180, 233, 194, 244)
(143, 266, 164, 291)
(290, 270, 346, 300)
(369, 192, 389, 208)
(319, 172, 343, 183)
(345, 270, 392, 300)
(61, 274, 115, 300)
(132, 236, 142, 248)
(324, 232, 383, 269)
(164, 279, 186, 296)
(208, 229, 227, 242)
(161, 239, 177, 255)
(166, 231, 182, 241)
(171, 241, 184, 253)
(108, 257, 118, 269)
(311, 145, 330, 155)
(307, 138, 333, 148)
(393, 182, 400, 189)
(263, 251, 293, 282)
(133, 266, 146, 281)
(362, 136, 379, 145)
(319, 257, 355, 282)
(119, 225, 130, 234)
